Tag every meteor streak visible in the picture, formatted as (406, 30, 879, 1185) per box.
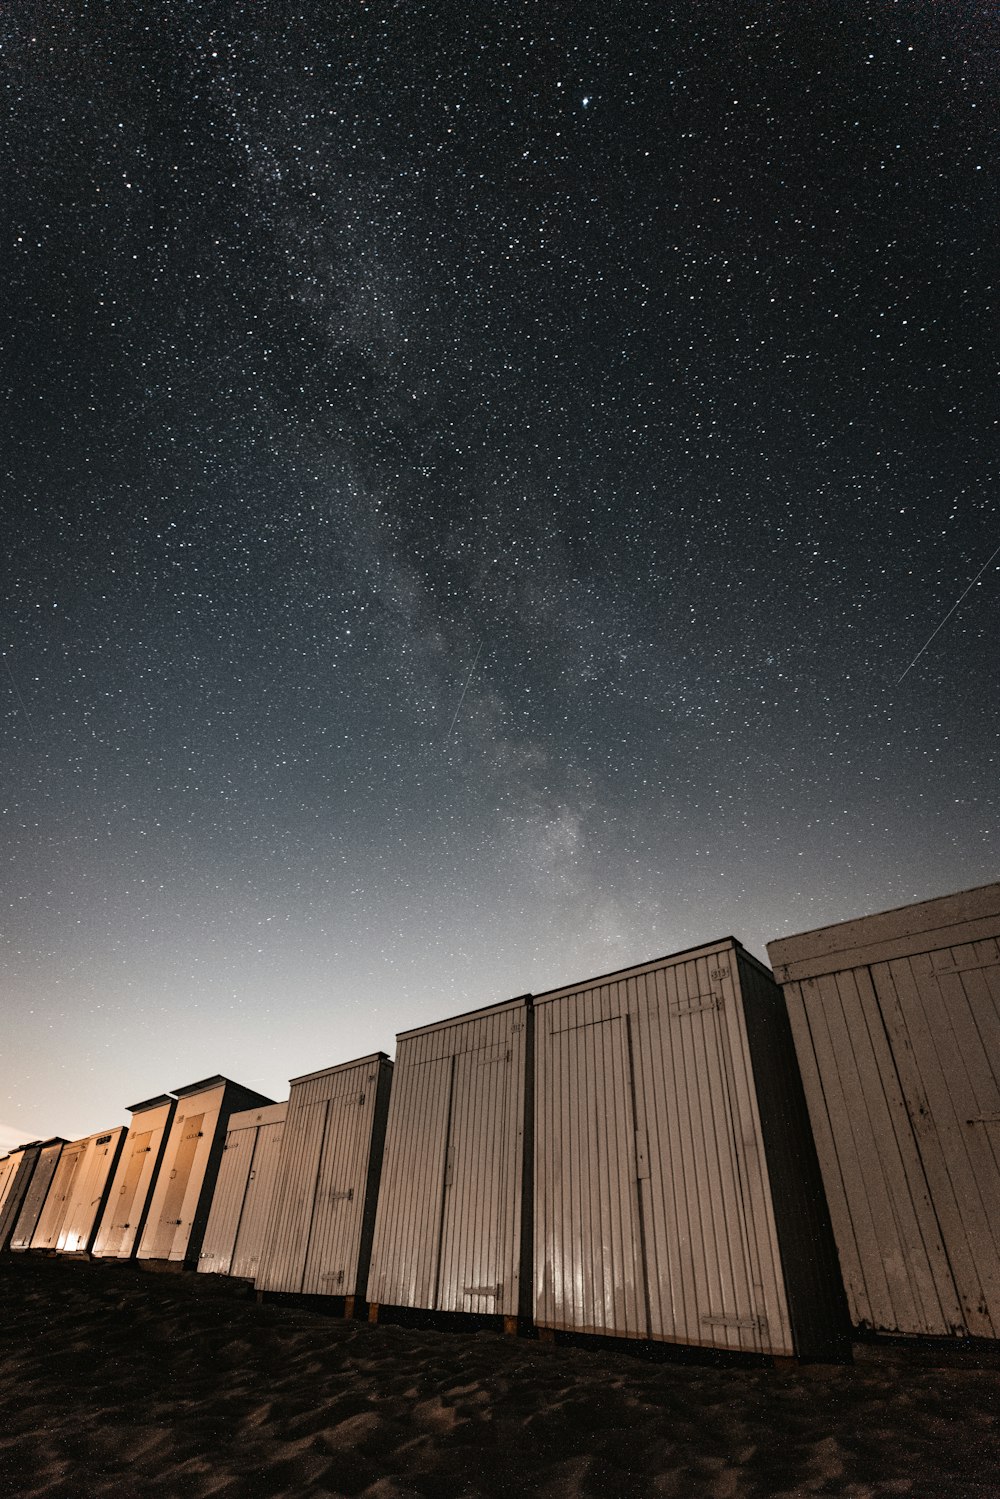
(897, 541, 1000, 684)
(445, 640, 484, 742)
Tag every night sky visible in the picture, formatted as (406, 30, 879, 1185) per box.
(3, 2, 997, 1147)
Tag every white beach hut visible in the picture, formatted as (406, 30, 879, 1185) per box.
(54, 1127, 126, 1254)
(198, 1101, 287, 1279)
(136, 1077, 273, 1268)
(366, 1000, 530, 1324)
(92, 1094, 178, 1260)
(8, 1140, 67, 1251)
(29, 1136, 89, 1251)
(768, 881, 1000, 1341)
(255, 1055, 392, 1305)
(28, 1127, 126, 1254)
(532, 940, 848, 1358)
(0, 1143, 45, 1249)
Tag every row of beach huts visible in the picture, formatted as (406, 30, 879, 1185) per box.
(2, 882, 998, 1360)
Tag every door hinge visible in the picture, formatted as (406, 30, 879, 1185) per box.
(331, 1187, 354, 1201)
(464, 1283, 501, 1300)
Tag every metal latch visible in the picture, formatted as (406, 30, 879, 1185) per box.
(700, 1312, 768, 1331)
(635, 1128, 650, 1180)
(670, 995, 722, 1016)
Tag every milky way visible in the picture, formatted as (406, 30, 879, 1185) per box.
(2, 3, 996, 1141)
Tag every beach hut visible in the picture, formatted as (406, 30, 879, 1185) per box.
(56, 1127, 126, 1254)
(198, 1101, 287, 1279)
(136, 1077, 273, 1268)
(768, 881, 1000, 1341)
(0, 1143, 44, 1250)
(8, 1140, 67, 1251)
(255, 1055, 392, 1304)
(92, 1095, 177, 1260)
(29, 1127, 126, 1254)
(532, 941, 848, 1358)
(366, 1001, 530, 1324)
(29, 1136, 88, 1251)
(0, 1146, 43, 1249)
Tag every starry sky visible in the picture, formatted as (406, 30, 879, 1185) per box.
(2, 2, 997, 1148)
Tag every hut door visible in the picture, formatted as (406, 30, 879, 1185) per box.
(638, 989, 767, 1351)
(437, 1044, 513, 1314)
(200, 1127, 255, 1274)
(302, 1090, 369, 1296)
(874, 953, 1000, 1338)
(259, 1101, 326, 1293)
(41, 1150, 84, 1248)
(101, 1131, 152, 1256)
(149, 1113, 205, 1257)
(231, 1121, 284, 1282)
(537, 1017, 647, 1337)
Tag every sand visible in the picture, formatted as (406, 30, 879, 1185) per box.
(0, 1256, 997, 1499)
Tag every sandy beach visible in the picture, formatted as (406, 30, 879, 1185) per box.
(0, 1255, 997, 1499)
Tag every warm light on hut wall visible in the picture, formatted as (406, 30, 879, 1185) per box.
(92, 1095, 177, 1260)
(532, 938, 850, 1359)
(137, 1076, 274, 1269)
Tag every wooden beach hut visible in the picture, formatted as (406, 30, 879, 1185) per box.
(366, 1001, 530, 1325)
(8, 1140, 67, 1251)
(198, 1101, 287, 1279)
(0, 1143, 44, 1249)
(29, 1127, 126, 1254)
(136, 1077, 273, 1269)
(255, 1055, 391, 1305)
(92, 1095, 177, 1260)
(769, 882, 1000, 1341)
(532, 940, 849, 1358)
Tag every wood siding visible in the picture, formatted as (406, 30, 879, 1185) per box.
(0, 1147, 42, 1249)
(8, 1143, 65, 1251)
(137, 1078, 272, 1265)
(769, 884, 1000, 1338)
(366, 1001, 528, 1317)
(533, 941, 847, 1357)
(255, 1056, 391, 1297)
(198, 1102, 287, 1278)
(92, 1097, 176, 1260)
